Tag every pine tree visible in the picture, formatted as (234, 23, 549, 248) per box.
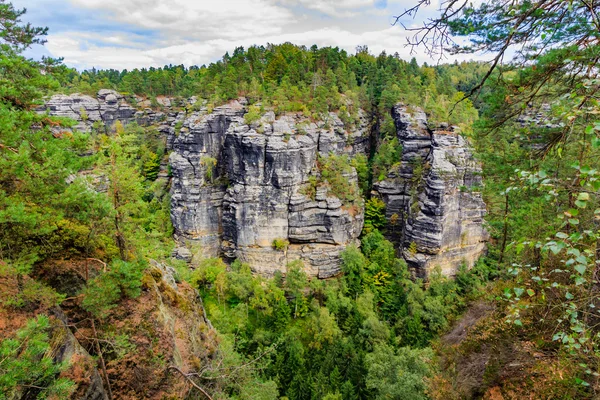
(0, 0, 104, 268)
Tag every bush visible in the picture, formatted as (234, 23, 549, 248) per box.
(319, 154, 360, 205)
(0, 315, 76, 398)
(272, 238, 289, 251)
(366, 344, 432, 400)
(81, 259, 146, 318)
(299, 176, 318, 200)
(200, 156, 217, 183)
(142, 152, 161, 181)
(190, 257, 227, 286)
(365, 198, 387, 229)
(373, 137, 401, 181)
(244, 105, 262, 126)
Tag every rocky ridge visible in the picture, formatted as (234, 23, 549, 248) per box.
(374, 104, 488, 278)
(37, 89, 188, 136)
(41, 91, 488, 279)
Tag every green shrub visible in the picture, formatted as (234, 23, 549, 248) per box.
(351, 154, 370, 195)
(201, 155, 218, 183)
(244, 105, 262, 126)
(373, 137, 401, 181)
(174, 121, 183, 133)
(365, 198, 387, 229)
(319, 154, 360, 205)
(81, 259, 146, 318)
(338, 105, 353, 128)
(299, 176, 318, 200)
(0, 315, 76, 399)
(142, 152, 161, 181)
(190, 258, 227, 286)
(272, 238, 289, 251)
(79, 107, 88, 121)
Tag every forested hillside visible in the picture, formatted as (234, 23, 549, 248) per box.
(1, 0, 599, 399)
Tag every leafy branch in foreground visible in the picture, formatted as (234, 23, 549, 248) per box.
(0, 315, 75, 399)
(394, 0, 600, 126)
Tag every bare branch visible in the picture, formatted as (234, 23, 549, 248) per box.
(168, 366, 214, 400)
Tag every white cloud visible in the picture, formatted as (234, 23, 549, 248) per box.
(18, 0, 489, 70)
(69, 0, 296, 40)
(282, 0, 383, 16)
(46, 24, 487, 70)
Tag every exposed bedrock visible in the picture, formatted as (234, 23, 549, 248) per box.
(169, 101, 246, 257)
(172, 105, 367, 277)
(38, 89, 187, 135)
(373, 104, 489, 279)
(41, 90, 488, 279)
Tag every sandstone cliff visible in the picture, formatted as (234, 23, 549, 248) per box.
(373, 104, 488, 278)
(41, 91, 488, 279)
(170, 102, 368, 277)
(37, 89, 187, 135)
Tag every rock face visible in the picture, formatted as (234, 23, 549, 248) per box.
(170, 103, 368, 277)
(38, 90, 188, 135)
(169, 101, 246, 257)
(41, 89, 488, 279)
(39, 90, 137, 132)
(50, 309, 109, 400)
(373, 104, 488, 278)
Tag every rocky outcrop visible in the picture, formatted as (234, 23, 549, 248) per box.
(38, 90, 189, 136)
(169, 100, 246, 257)
(41, 89, 487, 279)
(49, 309, 109, 400)
(374, 104, 488, 278)
(38, 90, 137, 132)
(171, 104, 368, 277)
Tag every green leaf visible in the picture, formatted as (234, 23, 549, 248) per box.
(514, 319, 522, 327)
(514, 287, 524, 297)
(526, 289, 535, 297)
(575, 200, 587, 208)
(565, 292, 574, 300)
(576, 255, 588, 264)
(574, 264, 586, 275)
(577, 192, 590, 201)
(553, 333, 563, 341)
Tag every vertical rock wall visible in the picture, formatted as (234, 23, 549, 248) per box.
(374, 104, 488, 278)
(41, 90, 488, 279)
(171, 106, 368, 277)
(169, 101, 247, 257)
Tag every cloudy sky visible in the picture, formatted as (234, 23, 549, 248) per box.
(15, 0, 481, 70)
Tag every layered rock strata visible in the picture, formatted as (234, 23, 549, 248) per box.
(374, 104, 488, 278)
(38, 90, 187, 136)
(41, 90, 488, 279)
(50, 309, 109, 400)
(171, 105, 367, 277)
